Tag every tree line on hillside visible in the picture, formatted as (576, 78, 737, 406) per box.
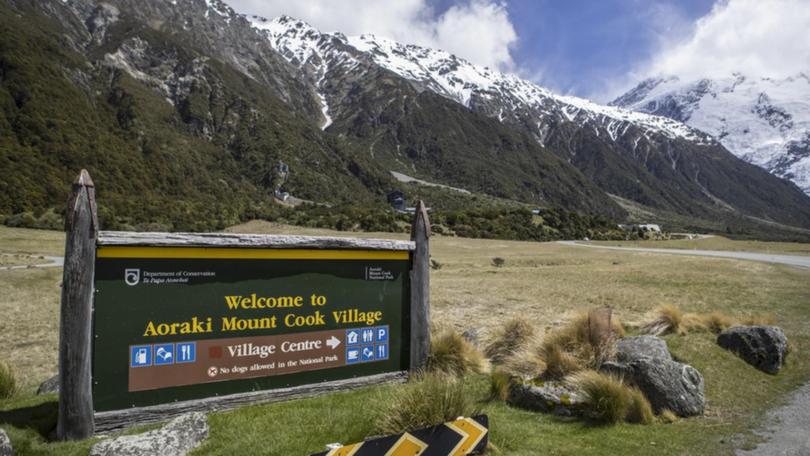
(1, 204, 634, 242)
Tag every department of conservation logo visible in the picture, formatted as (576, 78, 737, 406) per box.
(124, 268, 140, 286)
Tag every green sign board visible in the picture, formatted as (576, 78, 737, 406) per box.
(92, 246, 411, 412)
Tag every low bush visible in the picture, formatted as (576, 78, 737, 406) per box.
(491, 257, 506, 267)
(484, 319, 536, 365)
(0, 361, 19, 399)
(427, 328, 489, 376)
(375, 373, 481, 436)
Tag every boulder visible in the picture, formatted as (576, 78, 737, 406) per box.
(623, 358, 704, 417)
(615, 336, 672, 363)
(717, 326, 788, 374)
(0, 428, 13, 456)
(89, 413, 208, 456)
(507, 380, 586, 417)
(37, 375, 59, 395)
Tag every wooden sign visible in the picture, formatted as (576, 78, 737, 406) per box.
(56, 170, 431, 438)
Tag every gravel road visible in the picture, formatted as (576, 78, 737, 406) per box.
(557, 241, 810, 269)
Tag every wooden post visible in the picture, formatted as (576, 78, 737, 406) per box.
(57, 169, 98, 440)
(409, 200, 431, 372)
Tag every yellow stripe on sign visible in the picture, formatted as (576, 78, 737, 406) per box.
(326, 443, 363, 456)
(446, 418, 488, 456)
(96, 246, 409, 261)
(384, 432, 428, 456)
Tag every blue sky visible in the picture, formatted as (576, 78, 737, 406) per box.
(502, 0, 715, 98)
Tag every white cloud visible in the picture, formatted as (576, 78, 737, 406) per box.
(642, 0, 810, 80)
(225, 0, 517, 70)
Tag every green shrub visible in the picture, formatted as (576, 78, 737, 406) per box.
(375, 373, 481, 435)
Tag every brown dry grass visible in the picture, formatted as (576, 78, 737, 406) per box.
(569, 370, 654, 425)
(427, 328, 489, 376)
(484, 319, 536, 365)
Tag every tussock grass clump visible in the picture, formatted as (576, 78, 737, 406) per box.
(658, 409, 678, 424)
(0, 360, 19, 399)
(484, 319, 536, 365)
(641, 304, 684, 336)
(738, 314, 776, 326)
(541, 343, 585, 379)
(702, 311, 735, 333)
(427, 328, 489, 376)
(625, 387, 655, 424)
(500, 348, 546, 378)
(489, 369, 513, 401)
(536, 311, 621, 379)
(570, 371, 653, 425)
(375, 373, 481, 435)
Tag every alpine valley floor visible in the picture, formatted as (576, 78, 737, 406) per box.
(1, 223, 810, 455)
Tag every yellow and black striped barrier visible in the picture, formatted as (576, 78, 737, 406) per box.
(311, 415, 488, 456)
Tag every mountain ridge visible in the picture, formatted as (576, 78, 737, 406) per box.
(250, 14, 810, 231)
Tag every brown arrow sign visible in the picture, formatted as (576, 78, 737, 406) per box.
(128, 328, 352, 392)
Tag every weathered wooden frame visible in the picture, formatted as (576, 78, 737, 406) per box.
(57, 170, 431, 438)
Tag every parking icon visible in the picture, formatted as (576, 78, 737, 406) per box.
(346, 347, 361, 364)
(130, 345, 152, 368)
(154, 343, 174, 365)
(376, 326, 389, 343)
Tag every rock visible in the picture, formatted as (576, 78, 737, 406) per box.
(599, 360, 633, 378)
(37, 375, 59, 395)
(717, 326, 788, 374)
(507, 380, 586, 417)
(89, 413, 208, 456)
(623, 358, 705, 417)
(462, 328, 479, 347)
(0, 428, 13, 456)
(615, 336, 672, 363)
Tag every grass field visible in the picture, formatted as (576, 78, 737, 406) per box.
(2, 223, 810, 455)
(590, 235, 810, 256)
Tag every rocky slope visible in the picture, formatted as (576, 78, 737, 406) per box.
(613, 74, 810, 195)
(0, 0, 624, 227)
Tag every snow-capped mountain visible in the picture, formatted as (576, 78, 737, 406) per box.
(243, 14, 810, 231)
(248, 15, 712, 146)
(613, 74, 810, 194)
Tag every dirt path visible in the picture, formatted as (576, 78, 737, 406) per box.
(0, 255, 63, 271)
(558, 241, 810, 269)
(737, 381, 810, 455)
